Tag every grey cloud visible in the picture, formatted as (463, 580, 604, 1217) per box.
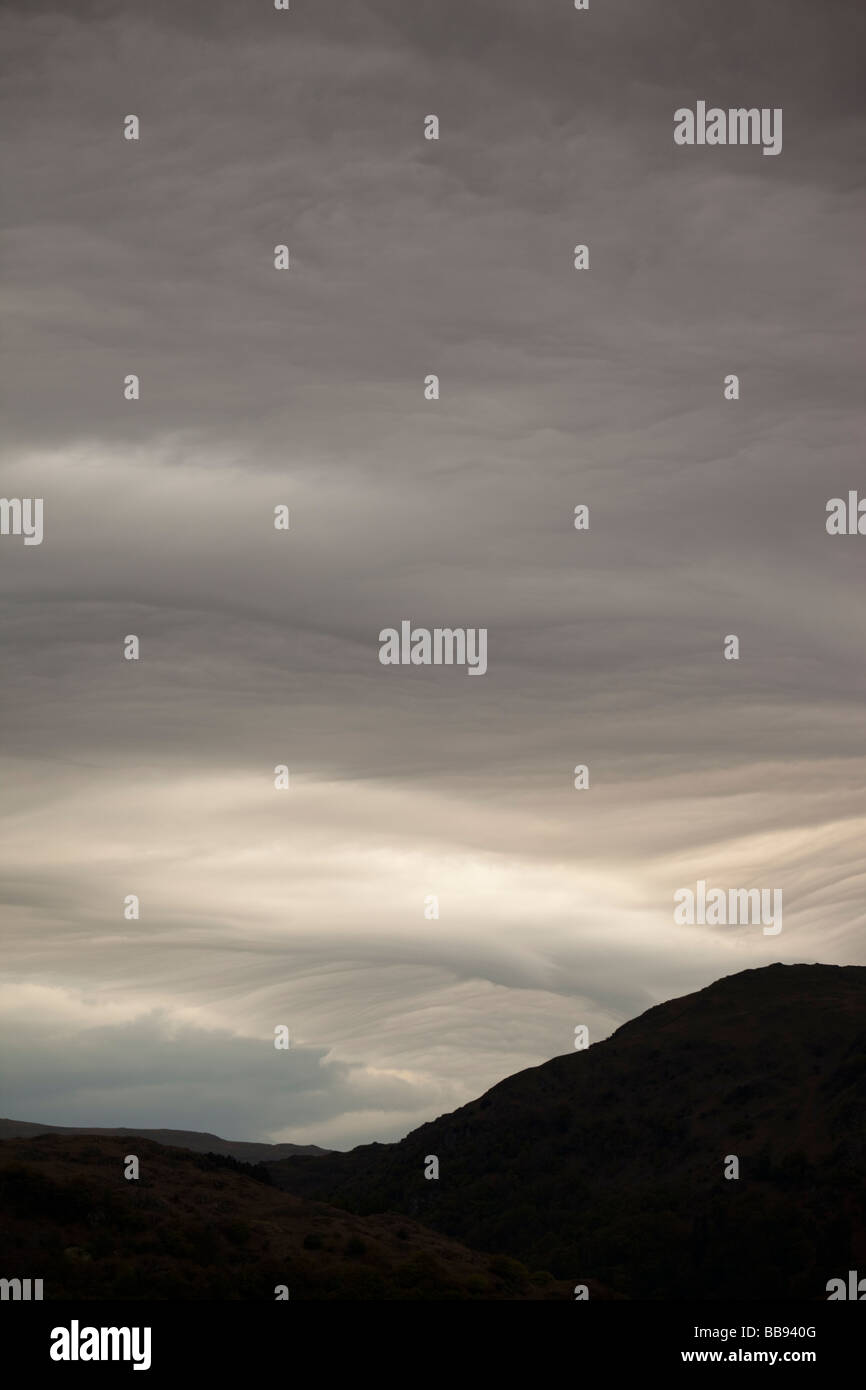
(0, 1009, 440, 1146)
(1, 0, 864, 1144)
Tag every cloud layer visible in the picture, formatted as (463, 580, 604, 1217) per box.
(1, 0, 864, 1147)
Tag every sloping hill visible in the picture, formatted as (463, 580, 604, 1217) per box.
(0, 1119, 328, 1162)
(0, 1134, 602, 1299)
(270, 964, 866, 1299)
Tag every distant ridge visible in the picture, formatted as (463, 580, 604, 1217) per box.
(0, 1118, 329, 1162)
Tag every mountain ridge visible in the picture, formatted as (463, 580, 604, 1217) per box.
(267, 963, 866, 1298)
(0, 1133, 600, 1298)
(0, 1119, 329, 1163)
(4, 965, 863, 1298)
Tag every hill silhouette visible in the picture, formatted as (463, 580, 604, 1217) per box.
(269, 964, 866, 1299)
(0, 1135, 596, 1299)
(0, 1119, 327, 1163)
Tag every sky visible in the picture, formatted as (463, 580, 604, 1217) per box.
(1, 0, 864, 1150)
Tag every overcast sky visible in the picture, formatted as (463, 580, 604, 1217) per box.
(1, 0, 864, 1150)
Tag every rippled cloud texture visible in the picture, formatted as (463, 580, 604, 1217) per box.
(2, 0, 864, 1147)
